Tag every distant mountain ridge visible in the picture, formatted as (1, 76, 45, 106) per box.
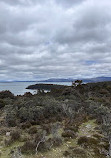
(0, 77, 111, 83)
(38, 77, 111, 83)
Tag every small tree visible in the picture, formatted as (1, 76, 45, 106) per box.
(35, 131, 46, 155)
(72, 80, 82, 87)
(75, 80, 82, 86)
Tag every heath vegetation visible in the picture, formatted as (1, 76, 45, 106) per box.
(0, 81, 111, 158)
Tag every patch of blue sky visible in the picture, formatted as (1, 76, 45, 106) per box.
(85, 60, 97, 65)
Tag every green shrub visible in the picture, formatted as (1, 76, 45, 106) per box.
(5, 107, 17, 127)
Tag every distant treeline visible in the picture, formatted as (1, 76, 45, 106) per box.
(26, 83, 68, 90)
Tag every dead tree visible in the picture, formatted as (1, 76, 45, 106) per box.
(35, 131, 46, 155)
(62, 103, 74, 123)
(51, 122, 61, 138)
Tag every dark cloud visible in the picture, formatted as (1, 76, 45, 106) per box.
(0, 0, 111, 81)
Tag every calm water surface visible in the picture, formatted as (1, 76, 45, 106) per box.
(0, 82, 71, 96)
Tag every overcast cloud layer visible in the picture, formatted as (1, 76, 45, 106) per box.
(0, 0, 111, 81)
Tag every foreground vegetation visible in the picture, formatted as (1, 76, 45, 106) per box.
(0, 81, 111, 158)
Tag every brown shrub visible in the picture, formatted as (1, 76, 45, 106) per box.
(24, 92, 33, 97)
(28, 126, 37, 134)
(0, 90, 14, 99)
(0, 99, 5, 109)
(72, 113, 88, 126)
(37, 141, 50, 152)
(78, 136, 88, 146)
(50, 137, 62, 147)
(93, 134, 102, 139)
(42, 124, 51, 135)
(64, 125, 78, 133)
(99, 142, 109, 150)
(62, 130, 76, 138)
(63, 151, 70, 157)
(34, 132, 44, 143)
(21, 121, 31, 129)
(63, 147, 87, 158)
(99, 89, 109, 95)
(78, 136, 99, 147)
(21, 141, 36, 154)
(37, 137, 62, 152)
(4, 138, 13, 146)
(72, 147, 87, 157)
(11, 130, 21, 141)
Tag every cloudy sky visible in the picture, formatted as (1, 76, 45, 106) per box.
(0, 0, 111, 81)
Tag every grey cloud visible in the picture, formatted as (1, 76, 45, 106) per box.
(0, 0, 111, 81)
(55, 0, 111, 44)
(55, 0, 85, 7)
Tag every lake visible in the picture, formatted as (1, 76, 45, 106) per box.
(0, 82, 72, 96)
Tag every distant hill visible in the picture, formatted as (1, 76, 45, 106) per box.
(83, 77, 111, 83)
(38, 78, 74, 82)
(1, 77, 111, 83)
(38, 77, 111, 83)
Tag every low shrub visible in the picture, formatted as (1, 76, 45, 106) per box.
(78, 136, 88, 146)
(42, 124, 51, 135)
(63, 150, 70, 157)
(64, 125, 78, 133)
(24, 92, 33, 97)
(21, 121, 32, 129)
(0, 90, 14, 99)
(21, 141, 36, 154)
(51, 137, 62, 147)
(28, 126, 37, 134)
(62, 130, 76, 138)
(4, 138, 13, 146)
(0, 99, 5, 109)
(5, 105, 17, 127)
(63, 147, 87, 158)
(93, 134, 103, 139)
(37, 141, 50, 152)
(72, 147, 87, 157)
(11, 130, 21, 141)
(78, 136, 99, 147)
